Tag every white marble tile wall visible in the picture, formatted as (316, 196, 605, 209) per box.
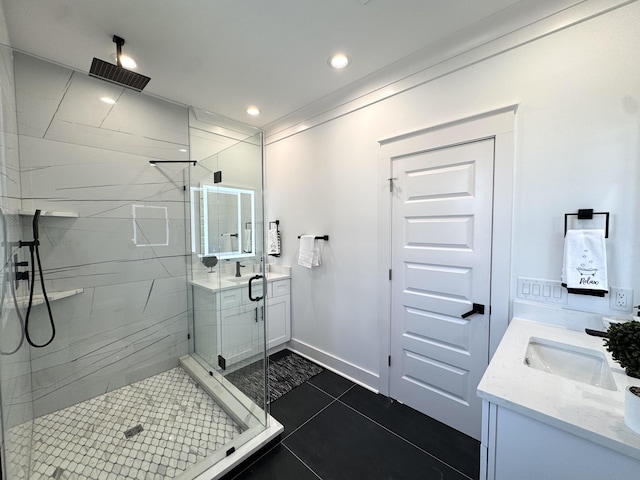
(11, 52, 191, 424)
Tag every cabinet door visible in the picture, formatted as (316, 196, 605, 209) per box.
(220, 304, 259, 366)
(266, 295, 290, 349)
(492, 406, 640, 479)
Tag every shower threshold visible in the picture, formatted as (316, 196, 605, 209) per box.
(178, 355, 282, 480)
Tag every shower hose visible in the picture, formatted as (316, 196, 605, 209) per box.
(0, 209, 55, 353)
(24, 210, 56, 347)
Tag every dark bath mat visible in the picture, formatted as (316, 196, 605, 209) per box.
(230, 352, 323, 405)
(268, 352, 324, 401)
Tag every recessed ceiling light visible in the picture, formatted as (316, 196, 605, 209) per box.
(178, 148, 187, 153)
(246, 106, 260, 116)
(328, 53, 350, 69)
(110, 53, 137, 69)
(120, 55, 137, 69)
(100, 96, 116, 105)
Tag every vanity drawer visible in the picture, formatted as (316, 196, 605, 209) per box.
(218, 288, 245, 309)
(270, 279, 290, 298)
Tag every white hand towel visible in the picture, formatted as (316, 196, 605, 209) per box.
(267, 228, 280, 255)
(298, 235, 321, 268)
(561, 229, 608, 296)
(220, 234, 231, 253)
(243, 228, 252, 253)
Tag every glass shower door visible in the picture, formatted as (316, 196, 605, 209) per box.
(187, 110, 267, 422)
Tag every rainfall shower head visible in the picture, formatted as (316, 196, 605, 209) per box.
(89, 35, 150, 92)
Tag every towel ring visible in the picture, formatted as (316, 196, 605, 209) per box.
(564, 209, 609, 238)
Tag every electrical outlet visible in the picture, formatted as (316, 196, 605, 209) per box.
(616, 292, 627, 307)
(610, 287, 634, 312)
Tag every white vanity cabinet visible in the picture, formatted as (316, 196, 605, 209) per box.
(481, 401, 640, 480)
(478, 318, 640, 480)
(266, 279, 291, 350)
(191, 275, 291, 369)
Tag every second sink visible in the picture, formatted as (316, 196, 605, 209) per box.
(524, 337, 617, 391)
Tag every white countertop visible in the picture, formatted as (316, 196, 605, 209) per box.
(477, 317, 640, 461)
(190, 272, 290, 293)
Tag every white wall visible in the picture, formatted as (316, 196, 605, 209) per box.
(265, 2, 640, 391)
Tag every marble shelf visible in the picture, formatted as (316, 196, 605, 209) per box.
(18, 210, 79, 218)
(4, 288, 84, 309)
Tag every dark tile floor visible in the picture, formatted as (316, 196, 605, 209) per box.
(225, 353, 480, 480)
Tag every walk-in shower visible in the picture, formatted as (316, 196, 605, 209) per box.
(0, 46, 280, 480)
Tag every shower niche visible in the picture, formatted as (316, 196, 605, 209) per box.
(0, 50, 279, 480)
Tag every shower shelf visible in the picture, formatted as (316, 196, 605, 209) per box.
(18, 210, 79, 218)
(5, 288, 84, 309)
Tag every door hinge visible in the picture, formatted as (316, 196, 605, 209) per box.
(388, 355, 391, 367)
(388, 177, 397, 193)
(388, 269, 392, 281)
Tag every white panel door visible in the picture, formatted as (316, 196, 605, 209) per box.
(390, 138, 494, 440)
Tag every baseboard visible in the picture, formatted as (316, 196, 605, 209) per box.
(286, 339, 379, 394)
(267, 343, 287, 357)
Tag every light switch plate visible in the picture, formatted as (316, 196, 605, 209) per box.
(517, 277, 568, 305)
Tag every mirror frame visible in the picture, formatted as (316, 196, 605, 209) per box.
(192, 185, 256, 260)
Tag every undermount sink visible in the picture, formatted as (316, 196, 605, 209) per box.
(524, 337, 617, 391)
(224, 276, 249, 284)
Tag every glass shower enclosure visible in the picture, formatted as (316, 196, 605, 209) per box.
(0, 46, 279, 480)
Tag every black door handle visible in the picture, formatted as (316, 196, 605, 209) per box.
(461, 303, 485, 319)
(248, 274, 264, 302)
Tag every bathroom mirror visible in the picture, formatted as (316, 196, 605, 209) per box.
(193, 185, 255, 259)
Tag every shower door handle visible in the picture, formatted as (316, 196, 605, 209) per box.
(248, 275, 264, 302)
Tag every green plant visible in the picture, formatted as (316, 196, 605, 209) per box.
(605, 321, 640, 379)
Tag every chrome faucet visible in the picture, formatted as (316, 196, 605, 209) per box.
(235, 261, 245, 277)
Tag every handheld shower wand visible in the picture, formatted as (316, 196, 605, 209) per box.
(23, 210, 55, 348)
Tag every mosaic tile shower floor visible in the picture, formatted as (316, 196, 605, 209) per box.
(6, 367, 243, 480)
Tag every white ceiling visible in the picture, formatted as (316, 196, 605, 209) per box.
(2, 0, 583, 128)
